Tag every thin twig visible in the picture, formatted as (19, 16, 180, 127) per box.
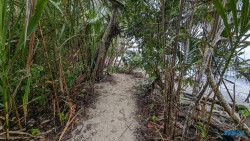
(154, 125, 166, 140)
(58, 107, 85, 141)
(116, 121, 133, 141)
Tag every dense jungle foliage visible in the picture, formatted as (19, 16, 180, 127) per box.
(1, 0, 250, 140)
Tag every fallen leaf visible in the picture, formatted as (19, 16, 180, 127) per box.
(147, 122, 155, 128)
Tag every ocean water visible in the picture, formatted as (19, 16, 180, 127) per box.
(182, 68, 250, 107)
(120, 37, 250, 106)
(239, 36, 250, 60)
(222, 70, 250, 105)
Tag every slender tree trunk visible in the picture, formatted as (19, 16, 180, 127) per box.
(176, 0, 195, 98)
(167, 0, 184, 138)
(93, 8, 118, 79)
(175, 1, 195, 138)
(161, 0, 168, 136)
(183, 11, 227, 137)
(191, 13, 220, 97)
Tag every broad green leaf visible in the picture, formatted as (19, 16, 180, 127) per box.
(27, 0, 48, 35)
(21, 0, 48, 122)
(8, 0, 48, 73)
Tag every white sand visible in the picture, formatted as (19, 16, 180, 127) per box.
(67, 73, 141, 141)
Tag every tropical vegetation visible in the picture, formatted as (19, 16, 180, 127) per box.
(1, 0, 250, 140)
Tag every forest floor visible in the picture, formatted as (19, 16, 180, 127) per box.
(57, 71, 250, 141)
(64, 73, 144, 141)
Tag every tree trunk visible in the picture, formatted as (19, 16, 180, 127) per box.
(183, 12, 226, 137)
(206, 68, 250, 139)
(93, 8, 118, 79)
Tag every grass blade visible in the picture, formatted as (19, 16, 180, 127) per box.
(27, 0, 48, 35)
(240, 0, 249, 34)
(229, 0, 238, 36)
(212, 0, 233, 46)
(7, 0, 48, 73)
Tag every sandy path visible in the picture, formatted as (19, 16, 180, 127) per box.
(68, 73, 141, 141)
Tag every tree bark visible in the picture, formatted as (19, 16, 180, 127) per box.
(93, 8, 118, 79)
(183, 12, 226, 137)
(206, 68, 250, 139)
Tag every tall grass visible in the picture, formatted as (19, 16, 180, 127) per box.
(0, 0, 109, 140)
(0, 0, 47, 140)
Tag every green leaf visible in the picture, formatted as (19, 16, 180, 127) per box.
(8, 0, 48, 73)
(237, 52, 245, 55)
(238, 104, 250, 117)
(0, 0, 3, 44)
(148, 103, 154, 109)
(236, 73, 242, 78)
(212, 0, 233, 47)
(60, 112, 68, 121)
(229, 0, 238, 36)
(244, 110, 250, 117)
(0, 0, 7, 51)
(27, 0, 48, 35)
(207, 13, 213, 22)
(180, 94, 184, 100)
(23, 76, 31, 120)
(31, 128, 41, 135)
(48, 0, 64, 16)
(151, 116, 157, 121)
(58, 24, 66, 41)
(240, 0, 249, 34)
(240, 67, 249, 72)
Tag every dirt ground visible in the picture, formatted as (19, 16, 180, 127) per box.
(65, 73, 143, 141)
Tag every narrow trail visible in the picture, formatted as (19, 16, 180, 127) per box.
(68, 73, 142, 141)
